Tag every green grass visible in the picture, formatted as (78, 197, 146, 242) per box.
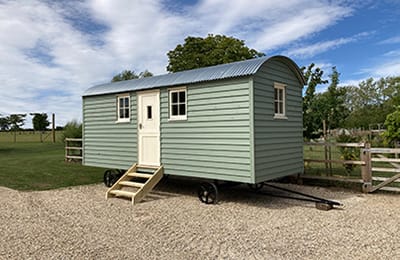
(0, 142, 105, 191)
(304, 144, 400, 188)
(0, 130, 63, 143)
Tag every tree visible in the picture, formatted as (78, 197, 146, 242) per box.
(30, 113, 50, 142)
(0, 116, 10, 131)
(166, 34, 265, 72)
(111, 69, 153, 82)
(8, 114, 26, 143)
(382, 106, 400, 145)
(301, 63, 328, 139)
(322, 67, 348, 130)
(344, 76, 400, 129)
(31, 113, 50, 131)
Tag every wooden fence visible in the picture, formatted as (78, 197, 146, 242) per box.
(65, 138, 82, 162)
(303, 142, 400, 193)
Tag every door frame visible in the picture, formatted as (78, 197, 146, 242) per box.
(137, 90, 160, 166)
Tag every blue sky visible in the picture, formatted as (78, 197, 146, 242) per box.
(0, 0, 399, 127)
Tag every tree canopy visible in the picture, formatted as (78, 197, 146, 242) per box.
(8, 114, 26, 130)
(344, 76, 400, 129)
(111, 69, 153, 82)
(166, 34, 265, 72)
(30, 113, 50, 131)
(301, 63, 328, 139)
(0, 116, 10, 131)
(382, 106, 400, 144)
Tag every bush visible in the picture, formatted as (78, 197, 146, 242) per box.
(60, 120, 82, 141)
(336, 133, 360, 173)
(382, 106, 400, 146)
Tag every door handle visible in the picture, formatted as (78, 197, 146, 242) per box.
(139, 123, 143, 129)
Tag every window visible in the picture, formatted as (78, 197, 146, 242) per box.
(147, 106, 152, 120)
(274, 83, 286, 118)
(169, 87, 187, 120)
(117, 95, 130, 122)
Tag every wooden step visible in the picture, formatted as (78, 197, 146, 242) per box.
(106, 163, 164, 204)
(109, 190, 135, 198)
(127, 172, 153, 178)
(119, 181, 144, 188)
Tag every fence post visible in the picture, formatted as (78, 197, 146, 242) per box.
(361, 142, 372, 193)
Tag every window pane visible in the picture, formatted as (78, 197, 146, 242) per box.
(119, 98, 124, 108)
(172, 92, 178, 103)
(119, 108, 124, 118)
(274, 88, 278, 100)
(274, 102, 278, 114)
(179, 104, 186, 115)
(179, 91, 185, 102)
(124, 97, 129, 107)
(279, 102, 283, 114)
(172, 104, 178, 116)
(124, 108, 129, 118)
(147, 106, 152, 119)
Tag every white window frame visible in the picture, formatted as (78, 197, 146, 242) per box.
(116, 94, 130, 123)
(168, 87, 187, 121)
(274, 83, 287, 119)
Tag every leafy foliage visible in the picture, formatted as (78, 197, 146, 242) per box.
(382, 106, 400, 145)
(8, 114, 26, 130)
(112, 69, 153, 82)
(166, 34, 265, 72)
(0, 116, 10, 131)
(31, 113, 50, 131)
(344, 76, 399, 129)
(302, 63, 328, 139)
(319, 67, 349, 130)
(336, 133, 360, 173)
(60, 120, 82, 141)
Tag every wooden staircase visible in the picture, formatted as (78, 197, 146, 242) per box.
(105, 164, 164, 205)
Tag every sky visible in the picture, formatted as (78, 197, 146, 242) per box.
(0, 0, 399, 128)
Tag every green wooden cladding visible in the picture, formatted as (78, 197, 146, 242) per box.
(82, 56, 304, 183)
(160, 79, 252, 183)
(83, 94, 137, 169)
(253, 59, 304, 183)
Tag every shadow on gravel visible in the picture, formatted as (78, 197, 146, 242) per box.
(153, 176, 353, 210)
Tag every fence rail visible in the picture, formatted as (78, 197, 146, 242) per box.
(65, 138, 82, 162)
(303, 142, 400, 193)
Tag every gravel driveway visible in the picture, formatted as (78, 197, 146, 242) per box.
(1, 178, 399, 259)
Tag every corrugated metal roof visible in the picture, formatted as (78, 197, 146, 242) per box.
(83, 56, 270, 97)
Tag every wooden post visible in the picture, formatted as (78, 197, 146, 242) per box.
(361, 143, 372, 193)
(323, 120, 329, 175)
(52, 113, 55, 143)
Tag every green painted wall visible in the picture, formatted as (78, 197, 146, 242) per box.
(160, 79, 252, 183)
(83, 93, 137, 169)
(82, 57, 303, 184)
(252, 59, 304, 182)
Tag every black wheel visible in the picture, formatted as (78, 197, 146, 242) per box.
(103, 169, 119, 187)
(248, 182, 264, 191)
(197, 182, 218, 204)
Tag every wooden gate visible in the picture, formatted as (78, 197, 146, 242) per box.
(303, 142, 400, 193)
(363, 147, 400, 193)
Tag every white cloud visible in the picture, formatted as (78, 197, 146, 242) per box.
(0, 0, 356, 128)
(286, 32, 372, 58)
(367, 60, 400, 78)
(379, 36, 400, 44)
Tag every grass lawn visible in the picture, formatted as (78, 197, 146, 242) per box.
(0, 142, 105, 191)
(0, 130, 63, 143)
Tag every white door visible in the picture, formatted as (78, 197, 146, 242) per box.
(137, 90, 160, 166)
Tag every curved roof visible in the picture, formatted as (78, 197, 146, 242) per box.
(83, 55, 304, 97)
